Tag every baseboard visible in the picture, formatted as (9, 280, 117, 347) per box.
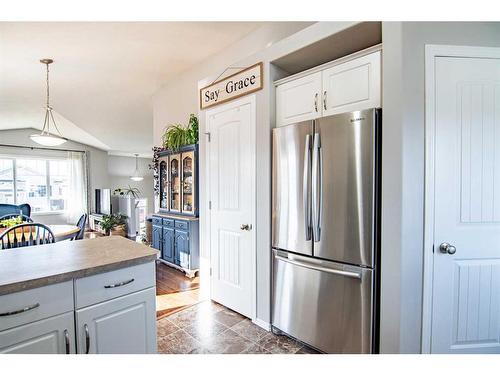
(252, 318, 271, 331)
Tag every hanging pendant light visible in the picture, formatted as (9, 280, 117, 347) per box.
(30, 59, 67, 146)
(130, 154, 144, 181)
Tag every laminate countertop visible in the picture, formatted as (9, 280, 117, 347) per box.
(151, 213, 199, 221)
(0, 236, 159, 296)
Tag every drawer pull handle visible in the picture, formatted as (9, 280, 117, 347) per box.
(104, 278, 135, 289)
(0, 302, 40, 317)
(84, 324, 90, 354)
(64, 329, 71, 354)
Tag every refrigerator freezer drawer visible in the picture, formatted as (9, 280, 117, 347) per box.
(272, 250, 373, 353)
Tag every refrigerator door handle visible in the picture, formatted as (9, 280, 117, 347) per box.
(303, 134, 312, 240)
(311, 132, 322, 242)
(274, 254, 362, 280)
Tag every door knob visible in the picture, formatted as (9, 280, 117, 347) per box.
(439, 242, 456, 255)
(240, 224, 252, 231)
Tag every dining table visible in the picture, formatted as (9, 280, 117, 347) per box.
(0, 224, 80, 242)
(48, 224, 81, 241)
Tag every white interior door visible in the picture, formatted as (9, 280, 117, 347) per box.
(208, 96, 256, 318)
(430, 51, 500, 353)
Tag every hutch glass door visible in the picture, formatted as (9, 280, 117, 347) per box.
(181, 151, 195, 215)
(169, 155, 181, 212)
(159, 157, 169, 210)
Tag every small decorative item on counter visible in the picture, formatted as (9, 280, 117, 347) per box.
(100, 214, 128, 236)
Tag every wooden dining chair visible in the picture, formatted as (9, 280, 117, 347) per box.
(72, 213, 88, 241)
(0, 223, 56, 250)
(0, 214, 34, 223)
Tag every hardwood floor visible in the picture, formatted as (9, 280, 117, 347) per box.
(155, 261, 201, 319)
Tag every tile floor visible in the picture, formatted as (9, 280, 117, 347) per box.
(157, 300, 320, 354)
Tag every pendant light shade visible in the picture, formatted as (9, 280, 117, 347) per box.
(130, 154, 144, 181)
(30, 59, 67, 146)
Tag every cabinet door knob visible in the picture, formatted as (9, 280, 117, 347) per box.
(439, 242, 456, 255)
(240, 224, 252, 231)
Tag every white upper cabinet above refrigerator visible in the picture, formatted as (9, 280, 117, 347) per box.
(321, 51, 381, 116)
(275, 49, 381, 127)
(276, 71, 322, 126)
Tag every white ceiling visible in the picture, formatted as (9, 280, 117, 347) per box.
(0, 22, 264, 154)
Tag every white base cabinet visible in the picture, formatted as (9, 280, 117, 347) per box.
(0, 262, 157, 354)
(76, 288, 156, 354)
(0, 312, 75, 354)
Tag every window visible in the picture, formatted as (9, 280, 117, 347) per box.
(0, 156, 71, 213)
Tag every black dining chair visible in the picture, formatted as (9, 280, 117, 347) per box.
(0, 214, 33, 223)
(0, 223, 56, 250)
(72, 213, 88, 241)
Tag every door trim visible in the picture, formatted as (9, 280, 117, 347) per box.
(422, 44, 500, 354)
(205, 94, 257, 321)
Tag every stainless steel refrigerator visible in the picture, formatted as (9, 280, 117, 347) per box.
(271, 108, 381, 354)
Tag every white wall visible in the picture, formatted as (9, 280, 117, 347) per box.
(380, 21, 500, 353)
(152, 22, 314, 144)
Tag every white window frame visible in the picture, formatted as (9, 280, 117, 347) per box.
(0, 154, 70, 215)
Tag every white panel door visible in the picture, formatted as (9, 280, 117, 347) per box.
(322, 51, 381, 116)
(76, 287, 157, 354)
(276, 71, 322, 127)
(431, 55, 500, 353)
(0, 312, 75, 354)
(208, 96, 256, 318)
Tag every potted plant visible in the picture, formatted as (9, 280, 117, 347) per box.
(100, 214, 127, 236)
(161, 114, 199, 150)
(113, 186, 141, 199)
(0, 216, 23, 229)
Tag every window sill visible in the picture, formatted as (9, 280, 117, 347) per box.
(32, 211, 67, 216)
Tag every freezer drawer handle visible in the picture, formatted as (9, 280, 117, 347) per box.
(275, 254, 362, 280)
(303, 134, 312, 240)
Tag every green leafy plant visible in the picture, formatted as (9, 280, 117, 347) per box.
(163, 124, 188, 150)
(186, 114, 199, 145)
(100, 214, 127, 235)
(161, 114, 199, 150)
(0, 216, 23, 228)
(113, 185, 141, 199)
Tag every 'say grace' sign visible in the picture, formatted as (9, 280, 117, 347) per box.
(200, 62, 263, 110)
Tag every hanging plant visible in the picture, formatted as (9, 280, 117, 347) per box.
(186, 114, 199, 145)
(149, 146, 165, 195)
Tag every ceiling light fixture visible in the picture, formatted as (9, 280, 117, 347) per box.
(130, 154, 144, 181)
(30, 59, 67, 147)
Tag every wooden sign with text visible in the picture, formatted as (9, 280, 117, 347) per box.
(200, 62, 263, 110)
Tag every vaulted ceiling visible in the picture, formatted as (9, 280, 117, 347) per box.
(0, 22, 264, 154)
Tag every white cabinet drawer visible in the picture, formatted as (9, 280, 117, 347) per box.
(0, 281, 74, 332)
(74, 262, 155, 309)
(0, 311, 75, 354)
(322, 51, 381, 116)
(276, 71, 322, 126)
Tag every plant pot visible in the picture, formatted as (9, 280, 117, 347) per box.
(110, 224, 127, 237)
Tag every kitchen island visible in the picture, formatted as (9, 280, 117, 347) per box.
(0, 236, 159, 354)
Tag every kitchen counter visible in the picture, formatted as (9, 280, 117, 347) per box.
(0, 236, 159, 296)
